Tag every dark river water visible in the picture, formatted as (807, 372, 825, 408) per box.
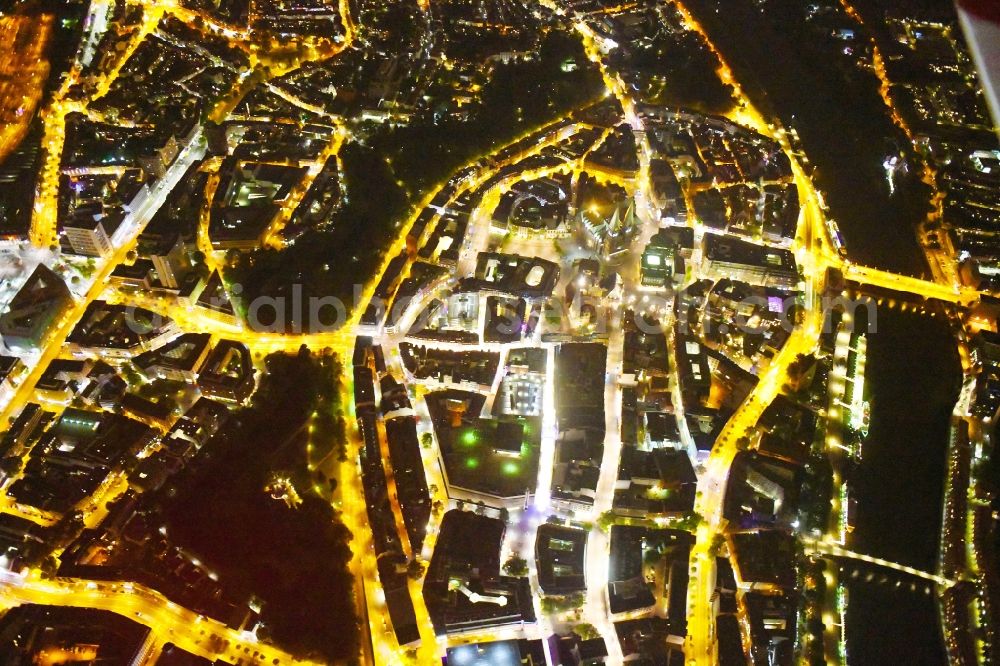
(844, 305, 959, 665)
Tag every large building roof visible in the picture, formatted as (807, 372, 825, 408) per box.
(0, 264, 72, 349)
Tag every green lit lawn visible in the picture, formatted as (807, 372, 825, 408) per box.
(441, 417, 542, 499)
